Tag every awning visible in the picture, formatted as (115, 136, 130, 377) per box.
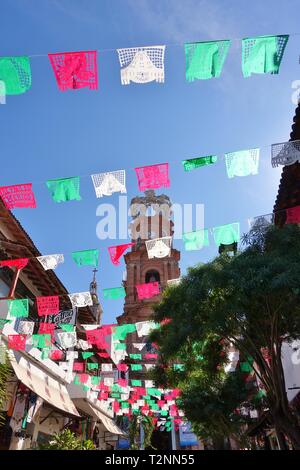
(9, 350, 80, 417)
(99, 413, 126, 436)
(74, 398, 126, 436)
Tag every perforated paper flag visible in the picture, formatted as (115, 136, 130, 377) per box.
(144, 353, 158, 360)
(58, 324, 75, 332)
(144, 364, 155, 370)
(68, 292, 93, 308)
(129, 353, 142, 360)
(271, 140, 300, 167)
(38, 323, 55, 336)
(145, 237, 172, 259)
(46, 177, 81, 203)
(111, 384, 121, 393)
(48, 51, 98, 91)
(108, 243, 135, 266)
(77, 339, 91, 350)
(145, 380, 155, 388)
(114, 342, 127, 351)
(132, 343, 146, 351)
(135, 321, 159, 337)
(113, 401, 120, 413)
(85, 325, 107, 344)
(182, 156, 217, 172)
(225, 148, 260, 178)
(130, 364, 142, 371)
(135, 163, 170, 191)
(57, 331, 77, 349)
(113, 324, 136, 341)
(103, 287, 126, 300)
(85, 329, 108, 349)
(72, 249, 99, 267)
(18, 321, 34, 336)
(117, 46, 165, 85)
(101, 363, 113, 372)
(0, 258, 29, 270)
(148, 388, 161, 398)
(91, 376, 101, 385)
(73, 362, 84, 372)
(66, 351, 78, 361)
(8, 334, 26, 350)
(91, 170, 126, 198)
(81, 351, 94, 359)
(87, 362, 98, 370)
(213, 223, 240, 246)
(49, 349, 64, 361)
(118, 379, 128, 388)
(185, 40, 230, 81)
(32, 334, 52, 349)
(131, 379, 142, 387)
(36, 254, 64, 271)
(7, 299, 28, 318)
(136, 282, 160, 300)
(183, 229, 209, 251)
(0, 56, 31, 94)
(0, 184, 36, 209)
(37, 296, 59, 317)
(285, 205, 300, 224)
(242, 35, 289, 77)
(79, 373, 89, 384)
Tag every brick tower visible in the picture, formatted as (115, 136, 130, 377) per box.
(117, 190, 180, 326)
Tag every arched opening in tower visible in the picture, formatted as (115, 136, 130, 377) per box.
(145, 270, 160, 284)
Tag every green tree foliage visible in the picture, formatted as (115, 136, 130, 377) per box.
(38, 429, 95, 450)
(129, 413, 155, 450)
(151, 224, 300, 449)
(151, 334, 253, 448)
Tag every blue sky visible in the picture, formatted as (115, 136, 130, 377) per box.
(1, 0, 299, 323)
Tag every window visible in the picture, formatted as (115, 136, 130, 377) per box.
(145, 270, 160, 283)
(146, 205, 156, 216)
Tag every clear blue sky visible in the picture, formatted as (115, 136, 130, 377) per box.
(1, 0, 299, 323)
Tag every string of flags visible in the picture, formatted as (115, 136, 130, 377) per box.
(4, 292, 94, 318)
(1, 317, 259, 427)
(0, 33, 282, 433)
(0, 206, 295, 303)
(1, 139, 300, 212)
(1, 317, 188, 428)
(0, 34, 291, 95)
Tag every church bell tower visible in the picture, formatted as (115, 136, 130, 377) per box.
(117, 190, 180, 325)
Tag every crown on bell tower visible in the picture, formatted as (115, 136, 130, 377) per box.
(129, 190, 174, 245)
